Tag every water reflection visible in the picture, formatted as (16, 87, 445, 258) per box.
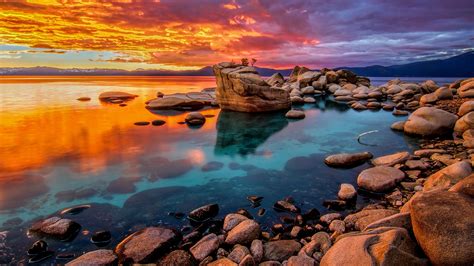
(215, 111, 289, 156)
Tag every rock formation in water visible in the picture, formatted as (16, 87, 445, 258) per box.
(213, 62, 290, 112)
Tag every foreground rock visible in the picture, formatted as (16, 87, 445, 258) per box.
(29, 217, 80, 241)
(66, 249, 117, 266)
(98, 91, 138, 101)
(371, 151, 410, 166)
(285, 110, 305, 119)
(423, 161, 472, 191)
(213, 62, 290, 112)
(320, 227, 426, 265)
(404, 107, 457, 136)
(190, 233, 220, 261)
(188, 204, 219, 223)
(146, 91, 216, 110)
(410, 190, 474, 265)
(225, 219, 260, 245)
(158, 250, 195, 266)
(185, 112, 206, 126)
(357, 166, 405, 192)
(344, 209, 398, 231)
(263, 240, 301, 261)
(337, 183, 357, 200)
(324, 152, 373, 168)
(115, 227, 180, 264)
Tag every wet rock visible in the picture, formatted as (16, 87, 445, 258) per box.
(66, 249, 117, 266)
(454, 111, 474, 133)
(410, 190, 474, 265)
(288, 254, 316, 266)
(423, 161, 472, 191)
(320, 227, 426, 266)
(201, 161, 224, 172)
(91, 230, 112, 246)
(223, 213, 249, 231)
(228, 245, 250, 263)
(404, 107, 457, 136)
(344, 209, 398, 231)
(225, 219, 261, 245)
(273, 200, 300, 213)
(285, 110, 305, 119)
(213, 62, 290, 112)
(76, 97, 91, 101)
(99, 91, 138, 101)
(190, 233, 220, 261)
(324, 152, 372, 168)
(152, 120, 166, 126)
(185, 112, 206, 126)
(390, 121, 406, 131)
(371, 151, 410, 166)
(27, 240, 48, 256)
(320, 213, 342, 225)
(134, 121, 150, 126)
(115, 227, 181, 264)
(29, 216, 80, 241)
(247, 196, 264, 204)
(263, 240, 302, 261)
(337, 183, 357, 200)
(236, 208, 253, 219)
(302, 208, 320, 221)
(158, 250, 195, 266)
(357, 166, 405, 192)
(364, 212, 411, 231)
(188, 204, 219, 223)
(250, 240, 264, 263)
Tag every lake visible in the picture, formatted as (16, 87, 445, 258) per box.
(0, 76, 458, 262)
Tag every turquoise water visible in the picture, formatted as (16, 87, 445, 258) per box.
(0, 76, 451, 262)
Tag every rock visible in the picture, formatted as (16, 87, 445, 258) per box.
(325, 71, 338, 83)
(185, 112, 206, 126)
(371, 151, 410, 166)
(454, 111, 474, 133)
(449, 173, 474, 196)
(27, 240, 48, 256)
(285, 110, 305, 119)
(228, 245, 250, 263)
(298, 72, 321, 87)
(420, 93, 437, 104)
(301, 86, 315, 94)
(29, 217, 80, 241)
(334, 96, 353, 102)
(146, 92, 214, 110)
(188, 204, 219, 223)
(423, 161, 472, 191)
(410, 190, 474, 265)
(190, 233, 220, 261)
(414, 149, 446, 157)
(337, 183, 357, 201)
(392, 109, 409, 116)
(91, 230, 112, 245)
(290, 96, 304, 104)
(344, 209, 398, 231)
(99, 91, 138, 101)
(329, 220, 345, 233)
(320, 213, 342, 225)
(263, 240, 302, 261)
(225, 219, 261, 245)
(202, 161, 224, 172)
(320, 227, 426, 266)
(223, 213, 249, 231)
(351, 102, 367, 110)
(266, 73, 285, 87)
(357, 166, 405, 192)
(287, 255, 316, 266)
(387, 85, 403, 94)
(158, 250, 195, 266)
(312, 76, 327, 90)
(76, 97, 91, 101)
(213, 62, 290, 112)
(134, 121, 150, 126)
(273, 200, 300, 213)
(303, 97, 316, 103)
(239, 254, 255, 266)
(463, 129, 474, 141)
(458, 80, 474, 98)
(208, 258, 238, 266)
(405, 160, 428, 170)
(367, 102, 381, 109)
(382, 103, 395, 111)
(458, 100, 474, 116)
(324, 152, 373, 168)
(333, 89, 351, 97)
(250, 240, 264, 263)
(391, 121, 406, 131)
(115, 227, 181, 264)
(434, 87, 453, 100)
(404, 107, 458, 136)
(152, 120, 166, 126)
(364, 212, 411, 231)
(66, 250, 117, 266)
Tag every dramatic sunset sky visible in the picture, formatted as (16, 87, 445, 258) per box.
(0, 0, 473, 70)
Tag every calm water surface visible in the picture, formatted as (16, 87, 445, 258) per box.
(0, 76, 453, 262)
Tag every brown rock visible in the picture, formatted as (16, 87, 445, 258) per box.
(423, 161, 472, 191)
(250, 239, 263, 263)
(371, 151, 410, 166)
(223, 214, 249, 232)
(263, 240, 301, 261)
(324, 152, 373, 168)
(159, 250, 195, 266)
(357, 166, 405, 192)
(454, 111, 474, 133)
(208, 258, 238, 266)
(458, 100, 474, 116)
(190, 233, 220, 261)
(337, 183, 357, 200)
(344, 209, 398, 231)
(66, 249, 117, 266)
(404, 107, 457, 136)
(29, 217, 80, 241)
(364, 212, 411, 231)
(391, 121, 406, 131)
(287, 254, 316, 266)
(225, 219, 261, 245)
(458, 80, 474, 98)
(213, 62, 290, 112)
(98, 91, 138, 101)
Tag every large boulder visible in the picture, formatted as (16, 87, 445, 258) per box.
(423, 161, 472, 191)
(404, 107, 457, 136)
(458, 80, 474, 98)
(357, 166, 405, 192)
(320, 227, 426, 266)
(266, 73, 285, 87)
(213, 62, 290, 112)
(66, 249, 118, 266)
(454, 111, 474, 133)
(324, 152, 373, 168)
(115, 227, 181, 264)
(410, 190, 474, 265)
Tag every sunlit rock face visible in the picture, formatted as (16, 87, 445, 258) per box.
(213, 62, 290, 112)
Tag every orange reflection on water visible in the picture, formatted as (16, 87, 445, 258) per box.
(0, 76, 218, 175)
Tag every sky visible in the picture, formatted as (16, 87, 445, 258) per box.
(0, 0, 473, 70)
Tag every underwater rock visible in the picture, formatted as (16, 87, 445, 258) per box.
(29, 217, 81, 241)
(188, 204, 219, 223)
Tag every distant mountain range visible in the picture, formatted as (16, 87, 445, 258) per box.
(1, 51, 473, 77)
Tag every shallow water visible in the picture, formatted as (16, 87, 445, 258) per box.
(0, 76, 456, 262)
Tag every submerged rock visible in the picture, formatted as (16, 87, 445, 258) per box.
(391, 121, 406, 131)
(99, 91, 138, 101)
(213, 62, 290, 112)
(29, 217, 80, 241)
(324, 152, 373, 168)
(27, 240, 48, 256)
(188, 204, 219, 223)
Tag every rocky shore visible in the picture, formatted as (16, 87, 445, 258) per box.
(11, 65, 474, 265)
